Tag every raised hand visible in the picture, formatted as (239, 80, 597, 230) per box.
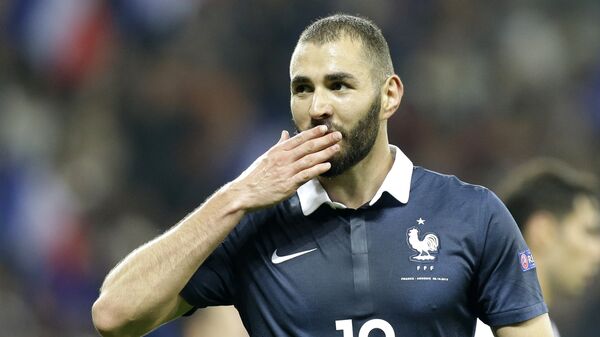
(231, 125, 342, 211)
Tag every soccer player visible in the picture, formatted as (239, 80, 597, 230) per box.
(475, 159, 600, 337)
(92, 14, 554, 337)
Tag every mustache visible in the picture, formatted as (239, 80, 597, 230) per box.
(310, 119, 334, 130)
(311, 119, 345, 135)
(293, 119, 346, 137)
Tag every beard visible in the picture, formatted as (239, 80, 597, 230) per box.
(295, 94, 381, 177)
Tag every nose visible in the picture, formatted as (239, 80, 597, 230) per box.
(309, 88, 333, 121)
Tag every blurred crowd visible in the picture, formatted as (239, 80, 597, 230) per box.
(0, 0, 599, 336)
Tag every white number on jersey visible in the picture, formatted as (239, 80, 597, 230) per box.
(336, 319, 396, 337)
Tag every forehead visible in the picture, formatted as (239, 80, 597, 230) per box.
(289, 37, 372, 81)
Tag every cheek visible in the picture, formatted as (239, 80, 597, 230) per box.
(290, 108, 304, 128)
(559, 231, 594, 277)
(291, 100, 309, 123)
(578, 235, 600, 265)
(565, 232, 588, 261)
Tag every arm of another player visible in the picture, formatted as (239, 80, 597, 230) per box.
(493, 313, 554, 337)
(91, 125, 341, 337)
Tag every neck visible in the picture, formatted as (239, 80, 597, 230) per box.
(535, 257, 553, 308)
(318, 132, 393, 209)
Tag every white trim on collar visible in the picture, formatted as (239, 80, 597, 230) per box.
(297, 145, 413, 216)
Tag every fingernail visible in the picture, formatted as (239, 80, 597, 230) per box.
(319, 125, 328, 132)
(334, 132, 342, 140)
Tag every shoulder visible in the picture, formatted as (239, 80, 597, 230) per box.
(410, 166, 509, 231)
(413, 168, 522, 247)
(412, 166, 493, 201)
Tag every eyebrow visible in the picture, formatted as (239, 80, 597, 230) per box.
(291, 76, 311, 87)
(291, 72, 357, 86)
(325, 72, 357, 82)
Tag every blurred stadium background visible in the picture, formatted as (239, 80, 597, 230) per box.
(1, 0, 599, 336)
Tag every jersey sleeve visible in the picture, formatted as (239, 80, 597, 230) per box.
(179, 214, 254, 310)
(475, 189, 548, 327)
(179, 241, 236, 309)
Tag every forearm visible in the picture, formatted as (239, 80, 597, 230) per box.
(92, 183, 247, 336)
(92, 126, 340, 336)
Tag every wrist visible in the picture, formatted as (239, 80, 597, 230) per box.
(218, 181, 253, 214)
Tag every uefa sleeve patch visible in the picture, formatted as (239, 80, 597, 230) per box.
(518, 249, 536, 272)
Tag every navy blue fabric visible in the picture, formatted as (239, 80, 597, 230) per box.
(180, 166, 547, 336)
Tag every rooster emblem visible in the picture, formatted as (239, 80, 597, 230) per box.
(407, 227, 440, 262)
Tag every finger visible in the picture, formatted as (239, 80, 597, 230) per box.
(293, 162, 332, 185)
(292, 143, 340, 173)
(290, 130, 342, 160)
(277, 130, 290, 144)
(279, 125, 328, 151)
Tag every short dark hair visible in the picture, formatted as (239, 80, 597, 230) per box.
(499, 159, 598, 231)
(297, 14, 394, 84)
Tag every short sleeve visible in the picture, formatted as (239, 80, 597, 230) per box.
(476, 189, 548, 326)
(179, 242, 236, 309)
(179, 213, 257, 310)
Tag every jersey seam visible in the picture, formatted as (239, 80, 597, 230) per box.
(483, 300, 545, 316)
(475, 188, 491, 275)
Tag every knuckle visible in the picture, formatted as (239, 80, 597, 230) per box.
(258, 156, 270, 168)
(264, 151, 278, 162)
(313, 150, 326, 160)
(297, 170, 311, 182)
(272, 153, 287, 166)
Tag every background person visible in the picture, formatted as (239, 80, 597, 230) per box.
(476, 159, 600, 337)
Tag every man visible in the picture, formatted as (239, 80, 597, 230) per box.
(92, 14, 554, 337)
(476, 159, 600, 337)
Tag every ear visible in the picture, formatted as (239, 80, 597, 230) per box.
(380, 74, 403, 120)
(524, 211, 558, 252)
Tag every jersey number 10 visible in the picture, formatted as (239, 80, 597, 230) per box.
(336, 319, 395, 337)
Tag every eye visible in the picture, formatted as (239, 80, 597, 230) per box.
(330, 82, 348, 91)
(292, 84, 313, 94)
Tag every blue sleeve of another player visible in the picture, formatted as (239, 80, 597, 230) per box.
(179, 214, 254, 310)
(475, 189, 548, 327)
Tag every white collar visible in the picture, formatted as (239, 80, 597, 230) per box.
(296, 145, 413, 216)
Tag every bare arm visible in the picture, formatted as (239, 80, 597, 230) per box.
(91, 126, 341, 336)
(493, 314, 555, 337)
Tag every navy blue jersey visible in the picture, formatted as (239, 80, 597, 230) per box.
(181, 164, 547, 337)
